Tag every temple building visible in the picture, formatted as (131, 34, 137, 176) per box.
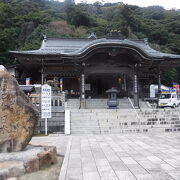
(10, 33, 180, 108)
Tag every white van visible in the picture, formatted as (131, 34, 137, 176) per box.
(158, 93, 179, 108)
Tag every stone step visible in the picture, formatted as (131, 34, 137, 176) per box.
(70, 129, 100, 131)
(71, 124, 99, 127)
(71, 116, 137, 120)
(71, 128, 100, 131)
(70, 132, 100, 134)
(67, 98, 133, 109)
(69, 106, 180, 134)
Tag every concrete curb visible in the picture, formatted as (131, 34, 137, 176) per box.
(58, 136, 72, 180)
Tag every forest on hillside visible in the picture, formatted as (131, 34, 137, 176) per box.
(0, 0, 180, 84)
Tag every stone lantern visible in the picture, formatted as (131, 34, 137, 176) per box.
(106, 88, 119, 109)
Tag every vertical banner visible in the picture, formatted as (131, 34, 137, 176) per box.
(41, 84, 52, 118)
(26, 78, 30, 85)
(134, 74, 138, 93)
(150, 85, 155, 98)
(60, 78, 63, 92)
(82, 74, 85, 99)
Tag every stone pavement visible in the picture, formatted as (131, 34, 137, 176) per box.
(30, 134, 70, 156)
(30, 133, 180, 180)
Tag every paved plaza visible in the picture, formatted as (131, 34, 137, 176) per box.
(31, 133, 180, 180)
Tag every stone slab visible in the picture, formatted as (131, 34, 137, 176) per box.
(55, 133, 180, 180)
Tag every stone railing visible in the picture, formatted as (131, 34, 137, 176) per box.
(29, 92, 66, 112)
(29, 92, 66, 133)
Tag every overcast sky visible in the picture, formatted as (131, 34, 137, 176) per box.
(66, 0, 180, 10)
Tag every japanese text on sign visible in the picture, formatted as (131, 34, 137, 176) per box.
(41, 84, 52, 118)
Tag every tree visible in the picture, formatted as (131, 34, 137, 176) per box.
(65, 4, 92, 27)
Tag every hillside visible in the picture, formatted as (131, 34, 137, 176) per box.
(0, 0, 180, 84)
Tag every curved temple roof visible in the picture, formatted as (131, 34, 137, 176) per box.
(10, 37, 180, 61)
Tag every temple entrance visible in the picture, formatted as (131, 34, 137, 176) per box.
(44, 73, 132, 99)
(86, 74, 127, 98)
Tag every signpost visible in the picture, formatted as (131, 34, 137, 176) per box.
(41, 84, 52, 135)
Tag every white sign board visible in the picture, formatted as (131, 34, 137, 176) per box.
(41, 84, 52, 118)
(150, 85, 155, 98)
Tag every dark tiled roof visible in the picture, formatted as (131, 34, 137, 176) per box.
(11, 38, 94, 55)
(10, 37, 180, 60)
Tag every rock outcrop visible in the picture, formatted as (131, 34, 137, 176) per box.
(0, 65, 39, 152)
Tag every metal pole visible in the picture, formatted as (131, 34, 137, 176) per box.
(45, 118, 48, 135)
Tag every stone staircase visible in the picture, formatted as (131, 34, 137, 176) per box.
(139, 101, 151, 109)
(69, 109, 180, 134)
(70, 109, 140, 134)
(66, 98, 152, 109)
(66, 99, 80, 109)
(137, 108, 180, 132)
(86, 99, 108, 109)
(119, 98, 134, 109)
(70, 109, 100, 134)
(67, 98, 133, 109)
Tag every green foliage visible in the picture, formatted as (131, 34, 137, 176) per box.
(162, 68, 178, 86)
(0, 0, 180, 84)
(22, 25, 46, 50)
(140, 6, 166, 20)
(65, 4, 94, 27)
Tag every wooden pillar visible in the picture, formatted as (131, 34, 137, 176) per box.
(41, 68, 44, 85)
(123, 74, 127, 97)
(80, 63, 86, 109)
(41, 59, 44, 85)
(41, 73, 43, 85)
(118, 76, 121, 92)
(124, 74, 127, 92)
(158, 70, 161, 98)
(133, 65, 139, 108)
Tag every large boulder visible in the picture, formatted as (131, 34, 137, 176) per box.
(0, 65, 39, 152)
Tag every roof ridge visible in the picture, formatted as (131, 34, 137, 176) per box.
(46, 37, 93, 41)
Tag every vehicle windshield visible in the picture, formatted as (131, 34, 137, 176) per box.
(160, 94, 171, 99)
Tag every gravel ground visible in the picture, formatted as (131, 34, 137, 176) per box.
(17, 156, 63, 180)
